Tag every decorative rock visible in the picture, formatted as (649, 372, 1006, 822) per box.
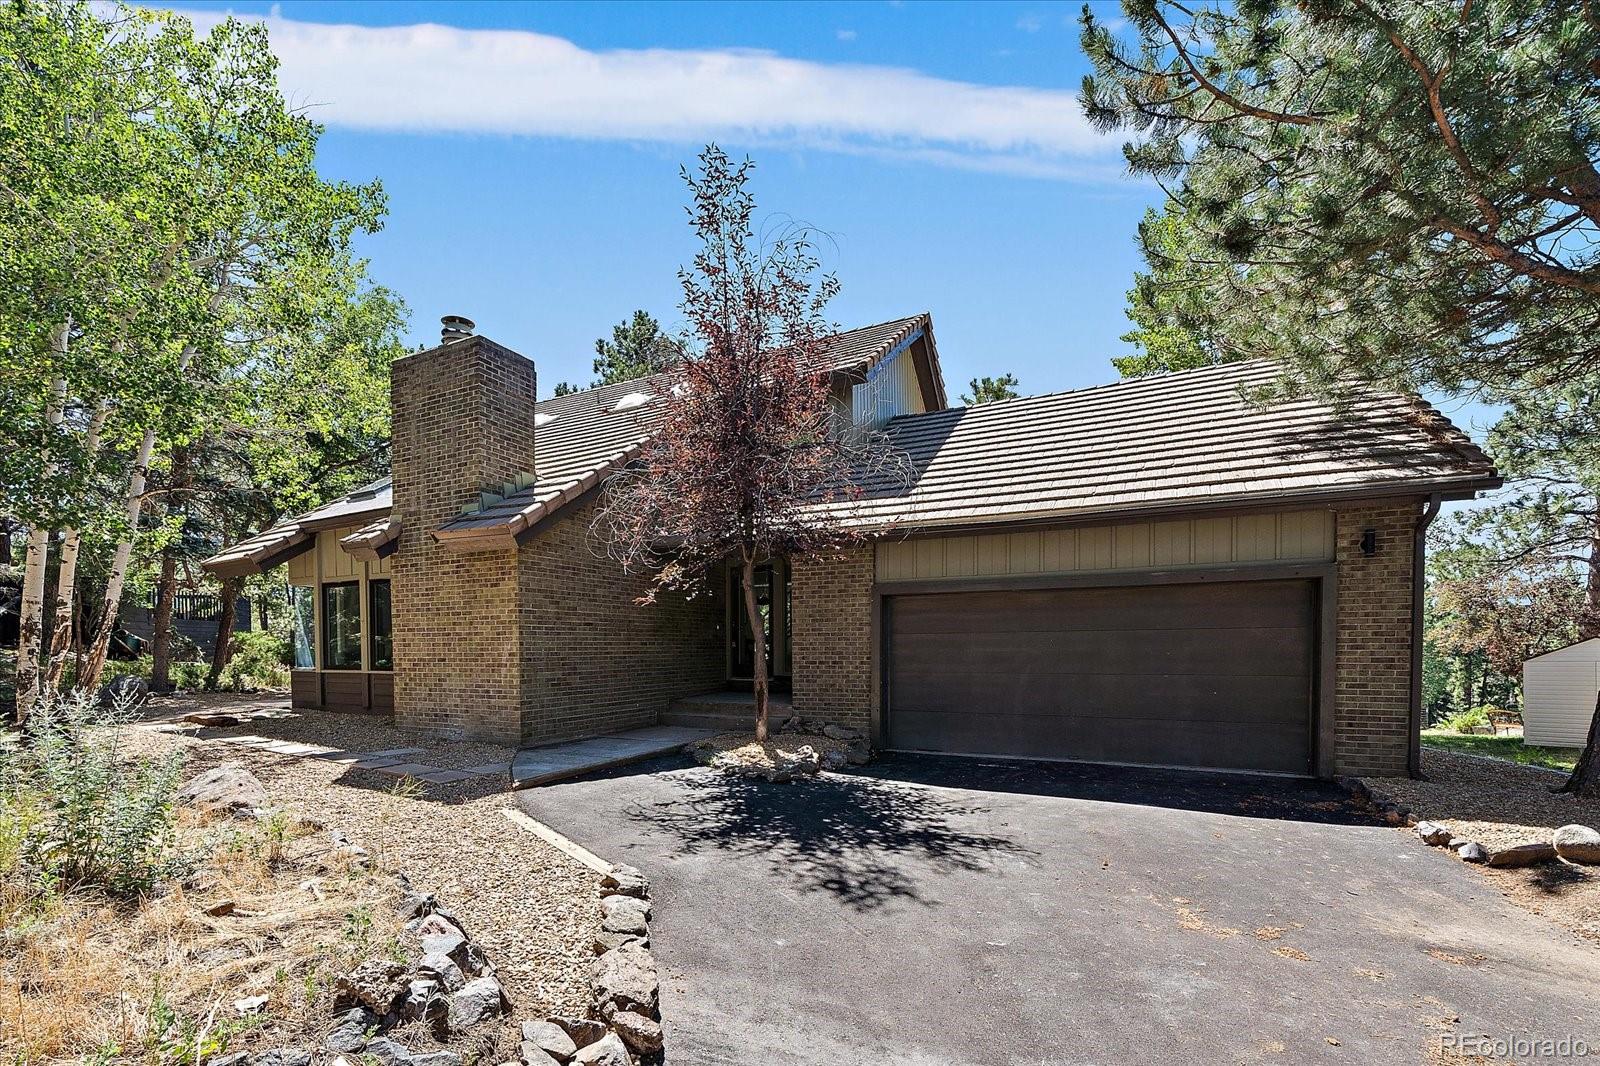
(819, 749, 848, 771)
(411, 912, 466, 939)
(821, 723, 863, 742)
(591, 943, 659, 1016)
(600, 865, 649, 900)
(446, 975, 508, 1032)
(415, 952, 467, 992)
(210, 1053, 250, 1066)
(401, 978, 447, 1029)
(255, 1050, 313, 1066)
(233, 994, 269, 1015)
(324, 1008, 376, 1053)
(521, 1048, 562, 1066)
(600, 896, 650, 936)
(1554, 824, 1600, 865)
(1487, 842, 1558, 867)
(411, 1053, 463, 1066)
(398, 890, 439, 920)
(845, 739, 872, 766)
(182, 711, 242, 727)
(361, 1037, 415, 1066)
(523, 1019, 578, 1061)
(1457, 841, 1489, 863)
(593, 929, 646, 955)
(607, 1010, 664, 1055)
(97, 673, 150, 709)
(572, 1034, 633, 1066)
(422, 930, 490, 976)
(177, 764, 268, 816)
(1414, 822, 1452, 846)
(549, 1016, 608, 1048)
(334, 959, 408, 1014)
(205, 899, 237, 917)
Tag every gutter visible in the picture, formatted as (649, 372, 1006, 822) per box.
(1409, 492, 1443, 778)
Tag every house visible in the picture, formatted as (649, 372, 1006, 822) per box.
(204, 312, 1500, 778)
(1523, 638, 1600, 747)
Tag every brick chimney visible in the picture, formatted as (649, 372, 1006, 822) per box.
(388, 317, 536, 743)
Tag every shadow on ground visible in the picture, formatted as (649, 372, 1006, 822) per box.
(625, 763, 1035, 911)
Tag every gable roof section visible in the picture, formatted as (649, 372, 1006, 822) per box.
(202, 478, 392, 578)
(819, 360, 1498, 532)
(1524, 637, 1600, 665)
(432, 313, 940, 550)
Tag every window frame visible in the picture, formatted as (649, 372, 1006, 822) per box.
(368, 578, 393, 672)
(320, 580, 363, 671)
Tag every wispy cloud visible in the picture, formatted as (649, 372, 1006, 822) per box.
(169, 7, 1122, 181)
(835, 28, 858, 42)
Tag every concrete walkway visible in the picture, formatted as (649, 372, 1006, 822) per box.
(510, 725, 714, 789)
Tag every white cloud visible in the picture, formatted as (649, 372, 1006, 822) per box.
(169, 7, 1119, 180)
(1015, 13, 1046, 33)
(835, 28, 858, 41)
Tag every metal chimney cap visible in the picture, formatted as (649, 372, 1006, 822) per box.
(440, 315, 475, 343)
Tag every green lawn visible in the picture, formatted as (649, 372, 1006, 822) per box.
(1421, 729, 1582, 772)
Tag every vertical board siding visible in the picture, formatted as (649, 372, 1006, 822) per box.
(1524, 658, 1600, 747)
(876, 509, 1335, 581)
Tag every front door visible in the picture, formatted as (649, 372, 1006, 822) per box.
(728, 559, 792, 692)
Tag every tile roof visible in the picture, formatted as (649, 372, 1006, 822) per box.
(201, 478, 391, 577)
(431, 313, 936, 547)
(817, 360, 1498, 531)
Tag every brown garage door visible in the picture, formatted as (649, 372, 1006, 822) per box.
(885, 579, 1315, 774)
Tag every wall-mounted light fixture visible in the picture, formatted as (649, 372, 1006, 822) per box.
(1360, 528, 1378, 557)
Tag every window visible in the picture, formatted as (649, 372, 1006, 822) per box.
(321, 582, 361, 670)
(369, 579, 392, 671)
(290, 586, 315, 669)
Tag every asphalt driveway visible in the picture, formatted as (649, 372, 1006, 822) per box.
(517, 754, 1600, 1065)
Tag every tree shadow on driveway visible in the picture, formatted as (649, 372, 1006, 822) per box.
(625, 767, 1035, 912)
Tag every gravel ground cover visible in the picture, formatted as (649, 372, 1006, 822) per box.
(694, 730, 854, 769)
(124, 694, 602, 1018)
(1367, 749, 1600, 944)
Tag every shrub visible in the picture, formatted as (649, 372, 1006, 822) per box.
(216, 630, 291, 692)
(1437, 707, 1491, 735)
(2, 690, 189, 896)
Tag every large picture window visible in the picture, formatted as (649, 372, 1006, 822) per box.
(321, 582, 362, 670)
(290, 586, 315, 670)
(369, 579, 392, 671)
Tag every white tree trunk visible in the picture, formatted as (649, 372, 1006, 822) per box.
(43, 398, 110, 691)
(79, 343, 197, 693)
(15, 334, 69, 720)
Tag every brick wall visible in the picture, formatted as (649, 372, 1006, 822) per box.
(516, 494, 724, 744)
(790, 545, 875, 733)
(390, 336, 537, 743)
(1332, 501, 1419, 776)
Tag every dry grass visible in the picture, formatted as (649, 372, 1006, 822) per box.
(0, 808, 400, 1065)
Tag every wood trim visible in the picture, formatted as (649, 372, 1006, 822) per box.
(1315, 570, 1339, 779)
(876, 561, 1336, 598)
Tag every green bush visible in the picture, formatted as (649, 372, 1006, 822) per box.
(2, 690, 189, 896)
(216, 630, 290, 692)
(1437, 707, 1491, 735)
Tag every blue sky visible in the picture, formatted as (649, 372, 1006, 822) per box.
(156, 0, 1165, 398)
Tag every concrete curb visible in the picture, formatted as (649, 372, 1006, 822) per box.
(500, 807, 613, 875)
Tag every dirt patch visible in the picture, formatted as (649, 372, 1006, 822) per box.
(1367, 749, 1600, 945)
(695, 730, 853, 770)
(119, 698, 602, 1021)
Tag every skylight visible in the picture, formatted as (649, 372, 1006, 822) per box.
(611, 391, 653, 412)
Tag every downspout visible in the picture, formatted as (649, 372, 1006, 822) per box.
(1409, 493, 1443, 778)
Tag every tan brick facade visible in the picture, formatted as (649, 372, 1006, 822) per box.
(790, 546, 876, 734)
(1331, 500, 1419, 776)
(516, 495, 724, 744)
(390, 337, 536, 743)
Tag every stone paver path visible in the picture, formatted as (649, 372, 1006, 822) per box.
(510, 725, 714, 789)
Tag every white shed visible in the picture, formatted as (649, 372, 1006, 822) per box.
(1523, 638, 1600, 747)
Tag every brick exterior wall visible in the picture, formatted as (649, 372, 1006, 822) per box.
(516, 494, 724, 744)
(390, 336, 536, 743)
(1332, 501, 1419, 777)
(790, 546, 875, 734)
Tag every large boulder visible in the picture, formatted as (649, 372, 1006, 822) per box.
(446, 975, 508, 1033)
(177, 764, 268, 817)
(606, 1010, 664, 1055)
(333, 959, 408, 1015)
(97, 673, 149, 710)
(591, 944, 658, 1016)
(600, 865, 649, 900)
(1554, 824, 1600, 865)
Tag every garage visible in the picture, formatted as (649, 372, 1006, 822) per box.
(884, 578, 1317, 775)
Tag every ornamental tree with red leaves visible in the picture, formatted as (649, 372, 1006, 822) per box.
(594, 146, 909, 741)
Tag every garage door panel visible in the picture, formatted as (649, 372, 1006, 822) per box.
(889, 708, 1311, 775)
(891, 582, 1312, 635)
(886, 578, 1315, 774)
(892, 628, 1313, 680)
(889, 670, 1310, 727)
